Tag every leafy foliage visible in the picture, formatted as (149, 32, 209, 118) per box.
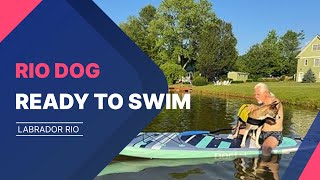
(237, 30, 304, 77)
(232, 80, 244, 84)
(120, 1, 304, 83)
(119, 5, 158, 63)
(192, 76, 208, 86)
(237, 31, 282, 77)
(149, 0, 216, 64)
(193, 71, 201, 78)
(197, 20, 237, 80)
(279, 30, 304, 75)
(121, 0, 231, 72)
(160, 62, 186, 84)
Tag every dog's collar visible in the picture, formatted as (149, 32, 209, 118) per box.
(247, 118, 266, 126)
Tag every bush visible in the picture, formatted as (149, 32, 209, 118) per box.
(302, 69, 316, 83)
(220, 75, 227, 81)
(257, 78, 265, 82)
(265, 78, 279, 82)
(287, 76, 295, 81)
(250, 75, 262, 82)
(193, 71, 201, 78)
(232, 80, 244, 84)
(192, 76, 208, 86)
(160, 62, 186, 85)
(246, 79, 253, 82)
(280, 75, 286, 81)
(257, 78, 279, 82)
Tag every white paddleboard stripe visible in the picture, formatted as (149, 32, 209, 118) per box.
(156, 133, 178, 150)
(145, 133, 168, 147)
(185, 135, 196, 143)
(133, 133, 159, 147)
(153, 133, 168, 141)
(151, 133, 177, 150)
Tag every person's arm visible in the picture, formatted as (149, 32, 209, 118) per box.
(247, 104, 259, 112)
(272, 98, 283, 121)
(276, 101, 283, 122)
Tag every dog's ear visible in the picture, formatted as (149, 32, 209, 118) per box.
(271, 100, 279, 106)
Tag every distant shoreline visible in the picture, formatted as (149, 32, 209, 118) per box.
(170, 82, 320, 109)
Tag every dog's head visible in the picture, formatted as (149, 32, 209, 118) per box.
(251, 101, 279, 123)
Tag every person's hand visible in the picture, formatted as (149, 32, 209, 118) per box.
(271, 98, 280, 104)
(247, 104, 257, 112)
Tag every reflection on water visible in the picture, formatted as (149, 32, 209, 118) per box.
(234, 155, 283, 180)
(96, 94, 318, 180)
(286, 107, 318, 137)
(145, 94, 251, 133)
(169, 168, 204, 179)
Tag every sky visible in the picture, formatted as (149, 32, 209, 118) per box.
(93, 0, 319, 55)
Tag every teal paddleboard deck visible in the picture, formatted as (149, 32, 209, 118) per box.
(120, 132, 301, 159)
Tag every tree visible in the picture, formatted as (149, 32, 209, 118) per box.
(302, 69, 316, 83)
(260, 30, 283, 76)
(139, 5, 157, 28)
(239, 44, 274, 79)
(197, 20, 238, 79)
(160, 62, 186, 84)
(149, 0, 216, 65)
(119, 0, 238, 79)
(239, 30, 305, 78)
(234, 55, 246, 72)
(236, 34, 265, 78)
(119, 5, 157, 61)
(279, 30, 304, 75)
(119, 16, 144, 47)
(238, 30, 282, 77)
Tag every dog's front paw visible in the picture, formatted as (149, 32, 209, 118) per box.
(255, 144, 261, 149)
(232, 134, 237, 139)
(240, 143, 245, 148)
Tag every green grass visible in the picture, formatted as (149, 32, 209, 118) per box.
(172, 82, 320, 108)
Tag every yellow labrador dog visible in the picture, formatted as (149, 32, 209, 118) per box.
(232, 102, 279, 148)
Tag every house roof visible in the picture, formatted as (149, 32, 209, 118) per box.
(296, 34, 320, 58)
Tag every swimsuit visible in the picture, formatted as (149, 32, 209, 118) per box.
(259, 131, 283, 145)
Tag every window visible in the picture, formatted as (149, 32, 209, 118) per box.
(304, 59, 308, 66)
(313, 44, 320, 51)
(315, 59, 320, 67)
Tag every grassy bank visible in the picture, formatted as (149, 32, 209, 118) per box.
(171, 82, 320, 108)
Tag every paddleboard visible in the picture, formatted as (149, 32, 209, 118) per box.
(119, 131, 301, 159)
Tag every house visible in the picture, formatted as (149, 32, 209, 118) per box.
(296, 35, 320, 82)
(227, 71, 249, 82)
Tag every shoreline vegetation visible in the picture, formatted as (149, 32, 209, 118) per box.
(170, 82, 320, 109)
(119, 1, 318, 110)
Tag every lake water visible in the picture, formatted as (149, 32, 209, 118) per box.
(96, 93, 318, 180)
